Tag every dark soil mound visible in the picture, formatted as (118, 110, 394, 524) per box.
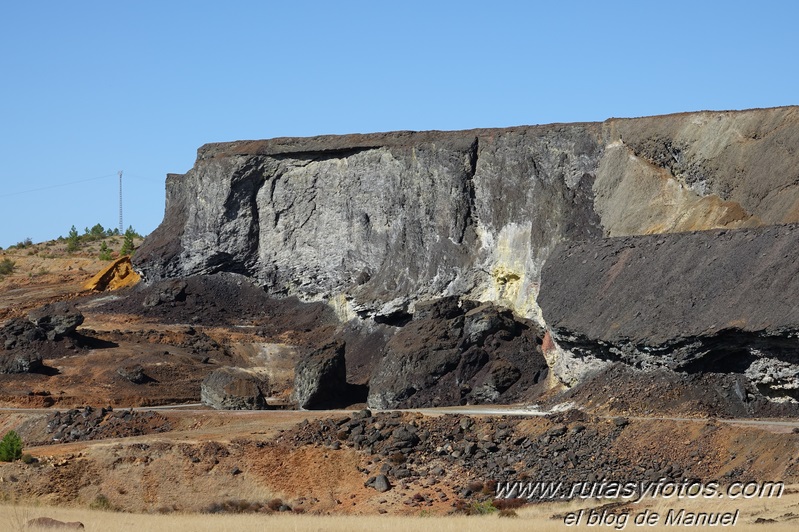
(93, 273, 338, 333)
(552, 362, 799, 418)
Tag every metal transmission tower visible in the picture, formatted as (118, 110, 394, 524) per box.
(118, 170, 123, 233)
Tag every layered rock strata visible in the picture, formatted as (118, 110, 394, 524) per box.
(132, 106, 799, 408)
(538, 223, 799, 400)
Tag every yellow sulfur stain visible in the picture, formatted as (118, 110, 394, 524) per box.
(83, 256, 141, 292)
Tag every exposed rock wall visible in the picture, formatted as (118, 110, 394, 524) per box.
(134, 106, 799, 407)
(136, 107, 799, 326)
(538, 224, 799, 400)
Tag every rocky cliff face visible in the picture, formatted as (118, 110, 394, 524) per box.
(538, 223, 799, 401)
(135, 106, 799, 408)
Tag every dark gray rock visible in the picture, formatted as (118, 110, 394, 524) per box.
(0, 351, 42, 373)
(132, 107, 799, 410)
(117, 364, 147, 384)
(353, 408, 372, 420)
(0, 304, 86, 374)
(293, 341, 351, 409)
(613, 417, 630, 428)
(201, 366, 269, 410)
(27, 302, 84, 340)
(413, 296, 463, 321)
(461, 304, 515, 347)
(142, 280, 187, 308)
(539, 223, 799, 400)
(371, 474, 391, 493)
(470, 360, 522, 402)
(368, 299, 546, 409)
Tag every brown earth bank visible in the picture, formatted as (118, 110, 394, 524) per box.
(2, 250, 798, 519)
(1, 407, 799, 519)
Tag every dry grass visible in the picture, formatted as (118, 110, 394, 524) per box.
(3, 491, 799, 532)
(0, 505, 559, 532)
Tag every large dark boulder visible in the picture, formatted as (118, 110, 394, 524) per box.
(367, 299, 547, 409)
(27, 302, 84, 340)
(293, 341, 351, 409)
(0, 350, 42, 373)
(201, 367, 270, 410)
(117, 364, 148, 384)
(142, 279, 187, 308)
(0, 303, 86, 374)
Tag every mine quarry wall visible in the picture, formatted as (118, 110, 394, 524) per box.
(134, 106, 799, 401)
(137, 106, 799, 320)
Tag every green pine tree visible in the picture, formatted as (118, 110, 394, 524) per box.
(120, 226, 137, 256)
(66, 225, 80, 252)
(0, 430, 23, 462)
(99, 241, 112, 260)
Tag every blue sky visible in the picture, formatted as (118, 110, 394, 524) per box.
(1, 1, 797, 248)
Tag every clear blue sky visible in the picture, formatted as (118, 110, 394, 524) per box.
(1, 1, 797, 248)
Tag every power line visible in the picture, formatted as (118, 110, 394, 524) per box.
(0, 173, 118, 198)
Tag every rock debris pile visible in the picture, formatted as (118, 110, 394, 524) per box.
(41, 406, 172, 444)
(276, 409, 748, 507)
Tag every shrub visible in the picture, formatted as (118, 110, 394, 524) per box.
(205, 499, 265, 514)
(0, 431, 23, 462)
(0, 258, 15, 275)
(119, 226, 137, 256)
(482, 479, 498, 495)
(389, 451, 406, 465)
(20, 453, 36, 465)
(467, 480, 484, 493)
(492, 497, 526, 510)
(453, 499, 500, 516)
(470, 500, 498, 515)
(99, 241, 112, 261)
(266, 498, 284, 512)
(66, 225, 80, 252)
(90, 494, 112, 510)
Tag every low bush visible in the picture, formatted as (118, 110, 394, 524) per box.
(99, 241, 112, 260)
(89, 494, 112, 510)
(470, 500, 498, 515)
(0, 431, 23, 462)
(204, 499, 266, 514)
(0, 258, 15, 275)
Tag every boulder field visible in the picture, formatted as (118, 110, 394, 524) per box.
(126, 106, 799, 412)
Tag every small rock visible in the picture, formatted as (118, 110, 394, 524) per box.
(372, 474, 391, 493)
(613, 417, 629, 428)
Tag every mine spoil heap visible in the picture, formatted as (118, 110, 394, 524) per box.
(4, 107, 799, 518)
(127, 106, 799, 414)
(0, 107, 736, 415)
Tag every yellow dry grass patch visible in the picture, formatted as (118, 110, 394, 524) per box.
(4, 491, 799, 532)
(0, 507, 551, 532)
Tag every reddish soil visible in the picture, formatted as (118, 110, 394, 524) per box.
(1, 242, 798, 520)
